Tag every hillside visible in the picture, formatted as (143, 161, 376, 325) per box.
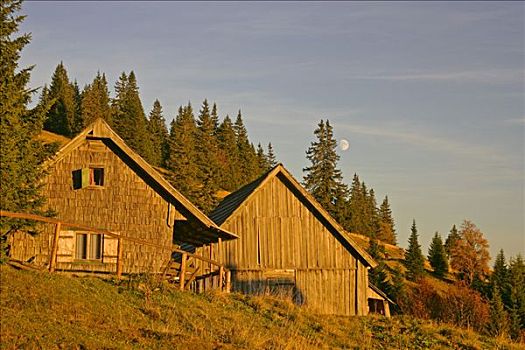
(0, 266, 519, 350)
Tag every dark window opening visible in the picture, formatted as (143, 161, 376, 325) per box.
(90, 168, 104, 186)
(76, 233, 102, 260)
(72, 167, 104, 189)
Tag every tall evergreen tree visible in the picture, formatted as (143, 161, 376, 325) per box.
(405, 220, 425, 281)
(195, 99, 220, 213)
(267, 142, 277, 168)
(111, 71, 154, 163)
(81, 71, 111, 126)
(303, 119, 348, 224)
(508, 255, 525, 330)
(256, 143, 270, 171)
(43, 62, 77, 136)
(71, 80, 83, 134)
(216, 115, 239, 191)
(234, 110, 259, 187)
(445, 224, 460, 258)
(427, 232, 448, 278)
(348, 173, 364, 233)
(147, 99, 168, 167)
(1, 0, 53, 260)
(378, 195, 396, 245)
(491, 249, 510, 304)
(165, 103, 199, 202)
(487, 286, 509, 338)
(365, 187, 379, 237)
(210, 102, 219, 134)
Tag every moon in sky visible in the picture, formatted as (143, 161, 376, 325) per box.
(340, 139, 350, 151)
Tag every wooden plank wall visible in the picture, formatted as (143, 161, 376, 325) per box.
(197, 174, 370, 315)
(9, 139, 184, 274)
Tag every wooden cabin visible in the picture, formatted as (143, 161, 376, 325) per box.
(8, 118, 236, 276)
(195, 164, 379, 316)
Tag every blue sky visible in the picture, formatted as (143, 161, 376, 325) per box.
(19, 2, 524, 259)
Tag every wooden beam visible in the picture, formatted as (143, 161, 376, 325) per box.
(48, 222, 61, 272)
(116, 237, 123, 279)
(225, 270, 231, 293)
(219, 266, 224, 291)
(180, 253, 187, 291)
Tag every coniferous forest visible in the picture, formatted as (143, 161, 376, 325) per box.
(1, 0, 524, 345)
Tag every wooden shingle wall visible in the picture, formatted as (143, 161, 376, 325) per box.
(10, 139, 185, 273)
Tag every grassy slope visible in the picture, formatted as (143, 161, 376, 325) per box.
(1, 266, 520, 350)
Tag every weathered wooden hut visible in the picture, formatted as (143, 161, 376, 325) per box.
(8, 118, 236, 276)
(195, 164, 380, 315)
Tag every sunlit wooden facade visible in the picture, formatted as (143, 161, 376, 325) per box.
(196, 164, 379, 315)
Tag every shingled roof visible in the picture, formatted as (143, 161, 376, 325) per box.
(46, 118, 237, 245)
(209, 164, 378, 268)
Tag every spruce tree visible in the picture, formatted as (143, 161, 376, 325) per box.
(491, 249, 510, 305)
(508, 255, 525, 329)
(111, 71, 154, 163)
(43, 62, 77, 137)
(256, 143, 270, 171)
(165, 104, 199, 202)
(1, 0, 52, 260)
(210, 102, 220, 134)
(405, 220, 425, 281)
(487, 286, 509, 338)
(81, 71, 111, 126)
(216, 115, 239, 191)
(348, 174, 364, 233)
(195, 99, 220, 212)
(71, 80, 83, 134)
(445, 224, 460, 258)
(378, 195, 396, 245)
(303, 119, 348, 224)
(427, 232, 448, 278)
(234, 110, 258, 186)
(267, 142, 277, 168)
(147, 99, 168, 167)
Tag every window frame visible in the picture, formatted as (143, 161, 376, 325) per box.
(75, 232, 103, 261)
(72, 166, 105, 190)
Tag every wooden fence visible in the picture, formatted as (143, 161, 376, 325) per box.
(0, 210, 230, 292)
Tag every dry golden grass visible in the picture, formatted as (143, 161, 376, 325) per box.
(0, 266, 521, 350)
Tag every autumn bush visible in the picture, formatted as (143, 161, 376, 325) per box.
(400, 278, 490, 332)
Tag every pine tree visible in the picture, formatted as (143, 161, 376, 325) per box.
(71, 80, 83, 134)
(234, 110, 259, 187)
(405, 220, 425, 281)
(165, 103, 199, 202)
(267, 142, 277, 168)
(195, 99, 220, 213)
(491, 249, 510, 305)
(445, 224, 460, 258)
(365, 187, 379, 237)
(303, 119, 348, 224)
(147, 99, 168, 167)
(378, 195, 396, 245)
(256, 143, 270, 171)
(81, 71, 111, 126)
(210, 102, 220, 134)
(348, 174, 364, 233)
(487, 286, 509, 338)
(427, 232, 448, 278)
(111, 71, 154, 163)
(216, 115, 239, 191)
(43, 62, 77, 137)
(508, 255, 525, 330)
(1, 0, 53, 260)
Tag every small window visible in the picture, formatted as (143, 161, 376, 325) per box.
(75, 233, 103, 260)
(72, 167, 104, 189)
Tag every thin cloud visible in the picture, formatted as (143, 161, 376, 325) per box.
(504, 117, 525, 125)
(338, 123, 510, 162)
(354, 69, 524, 84)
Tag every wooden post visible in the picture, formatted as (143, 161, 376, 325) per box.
(225, 270, 231, 293)
(219, 266, 224, 291)
(180, 253, 187, 291)
(116, 236, 123, 279)
(48, 222, 61, 272)
(217, 238, 222, 263)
